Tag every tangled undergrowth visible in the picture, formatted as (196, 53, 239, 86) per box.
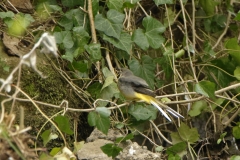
(1, 0, 240, 159)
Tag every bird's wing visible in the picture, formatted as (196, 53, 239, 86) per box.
(125, 75, 155, 97)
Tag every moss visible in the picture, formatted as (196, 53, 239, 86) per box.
(21, 67, 66, 105)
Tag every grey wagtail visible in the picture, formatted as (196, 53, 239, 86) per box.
(117, 68, 184, 121)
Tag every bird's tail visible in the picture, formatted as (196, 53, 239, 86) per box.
(150, 99, 184, 122)
(134, 93, 184, 121)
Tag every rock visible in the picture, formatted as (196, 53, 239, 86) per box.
(77, 129, 161, 160)
(78, 139, 112, 160)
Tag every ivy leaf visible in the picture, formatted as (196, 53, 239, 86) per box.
(54, 115, 74, 135)
(234, 67, 240, 80)
(194, 80, 216, 99)
(88, 112, 97, 126)
(132, 29, 149, 50)
(154, 0, 173, 5)
(128, 55, 155, 89)
(71, 60, 88, 73)
(142, 16, 165, 49)
(87, 111, 110, 134)
(115, 133, 134, 143)
(54, 31, 74, 49)
(171, 132, 184, 144)
(166, 142, 187, 155)
(41, 129, 58, 146)
(225, 38, 240, 65)
(96, 107, 111, 117)
(87, 82, 102, 98)
(84, 43, 102, 62)
(233, 122, 240, 139)
(103, 32, 132, 54)
(128, 104, 157, 121)
(101, 143, 123, 158)
(100, 83, 119, 105)
(133, 16, 165, 50)
(61, 0, 82, 8)
(101, 76, 114, 91)
(188, 100, 207, 117)
(8, 13, 35, 36)
(178, 123, 199, 143)
(0, 11, 14, 18)
(199, 0, 218, 16)
(107, 0, 123, 11)
(95, 9, 125, 39)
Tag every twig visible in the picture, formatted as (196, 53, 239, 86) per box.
(87, 0, 97, 43)
(137, 2, 149, 16)
(212, 0, 233, 49)
(179, 0, 198, 82)
(150, 120, 172, 145)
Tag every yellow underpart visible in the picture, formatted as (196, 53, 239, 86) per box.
(134, 92, 156, 104)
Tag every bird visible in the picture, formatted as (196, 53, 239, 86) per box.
(117, 68, 184, 121)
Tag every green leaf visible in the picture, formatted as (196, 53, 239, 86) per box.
(155, 146, 164, 152)
(171, 132, 184, 145)
(142, 16, 165, 49)
(204, 41, 216, 57)
(154, 56, 173, 80)
(88, 111, 97, 126)
(87, 82, 102, 98)
(102, 67, 114, 77)
(132, 29, 149, 50)
(0, 11, 14, 18)
(154, 0, 173, 5)
(194, 80, 216, 98)
(234, 12, 240, 21)
(199, 0, 218, 16)
(225, 38, 240, 65)
(230, 155, 240, 160)
(54, 115, 74, 135)
(133, 16, 165, 50)
(87, 111, 110, 134)
(92, 0, 99, 16)
(234, 67, 240, 80)
(96, 107, 111, 117)
(95, 9, 125, 39)
(101, 76, 114, 91)
(107, 0, 123, 11)
(128, 104, 157, 121)
(62, 51, 74, 62)
(123, 0, 140, 8)
(178, 123, 199, 143)
(54, 31, 74, 49)
(96, 114, 110, 135)
(50, 147, 61, 156)
(168, 154, 181, 160)
(61, 0, 82, 7)
(233, 123, 240, 139)
(72, 61, 88, 72)
(84, 43, 102, 62)
(41, 130, 58, 146)
(59, 16, 73, 30)
(115, 133, 134, 143)
(128, 55, 155, 89)
(103, 32, 132, 54)
(166, 142, 187, 155)
(101, 143, 123, 158)
(8, 13, 35, 36)
(101, 82, 119, 99)
(188, 100, 207, 117)
(73, 141, 85, 154)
